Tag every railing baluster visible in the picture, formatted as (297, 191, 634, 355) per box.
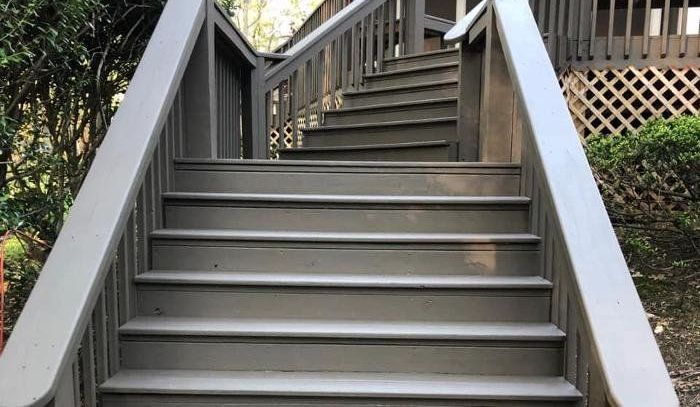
(304, 61, 312, 128)
(105, 263, 120, 375)
(93, 291, 109, 385)
(643, 0, 651, 57)
(624, 0, 633, 58)
(680, 0, 689, 56)
(376, 4, 385, 70)
(280, 84, 287, 149)
(80, 322, 96, 407)
(606, 0, 615, 59)
(661, 0, 670, 57)
(367, 10, 376, 74)
(317, 49, 325, 123)
(329, 39, 338, 109)
(577, 0, 590, 59)
(291, 72, 299, 146)
(398, 0, 405, 56)
(388, 0, 396, 58)
(547, 0, 558, 63)
(589, 0, 598, 59)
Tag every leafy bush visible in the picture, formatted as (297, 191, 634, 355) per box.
(586, 116, 699, 237)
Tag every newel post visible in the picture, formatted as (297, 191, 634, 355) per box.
(404, 0, 425, 54)
(181, 10, 217, 158)
(478, 3, 518, 162)
(242, 55, 268, 159)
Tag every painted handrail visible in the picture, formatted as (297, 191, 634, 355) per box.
(443, 0, 486, 44)
(483, 0, 678, 405)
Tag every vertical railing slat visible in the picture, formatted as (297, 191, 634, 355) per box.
(661, 0, 670, 57)
(643, 0, 651, 57)
(589, 0, 598, 59)
(624, 0, 633, 58)
(606, 0, 615, 59)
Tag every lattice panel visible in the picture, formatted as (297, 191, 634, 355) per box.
(561, 66, 700, 138)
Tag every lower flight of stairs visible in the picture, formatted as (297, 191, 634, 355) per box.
(98, 159, 583, 406)
(280, 49, 461, 162)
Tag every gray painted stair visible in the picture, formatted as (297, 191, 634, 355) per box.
(282, 50, 461, 161)
(173, 159, 523, 196)
(383, 48, 460, 71)
(163, 192, 530, 233)
(342, 79, 458, 107)
(323, 98, 457, 126)
(363, 62, 459, 89)
(101, 371, 580, 406)
(97, 47, 581, 406)
(300, 117, 457, 147)
(279, 140, 458, 161)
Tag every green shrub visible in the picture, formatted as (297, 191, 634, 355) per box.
(585, 116, 699, 285)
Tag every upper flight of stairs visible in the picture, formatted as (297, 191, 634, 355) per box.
(99, 49, 582, 406)
(280, 49, 460, 162)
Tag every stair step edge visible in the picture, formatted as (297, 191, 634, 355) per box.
(162, 192, 531, 205)
(301, 116, 457, 132)
(383, 48, 460, 63)
(150, 229, 542, 244)
(100, 370, 582, 400)
(279, 140, 453, 153)
(324, 97, 458, 114)
(342, 79, 457, 96)
(119, 317, 565, 341)
(135, 272, 551, 289)
(364, 61, 459, 78)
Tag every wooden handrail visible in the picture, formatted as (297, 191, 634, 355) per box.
(481, 0, 678, 405)
(0, 1, 208, 405)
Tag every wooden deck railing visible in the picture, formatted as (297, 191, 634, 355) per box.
(524, 0, 700, 69)
(264, 0, 426, 152)
(0, 2, 262, 405)
(447, 1, 679, 405)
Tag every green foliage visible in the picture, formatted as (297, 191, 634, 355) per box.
(0, 0, 165, 338)
(586, 116, 699, 286)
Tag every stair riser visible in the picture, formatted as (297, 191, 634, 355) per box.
(302, 122, 457, 148)
(280, 144, 456, 161)
(323, 102, 457, 126)
(383, 52, 460, 71)
(136, 288, 550, 322)
(163, 204, 529, 234)
(364, 66, 458, 90)
(174, 170, 522, 196)
(343, 85, 457, 107)
(120, 340, 563, 376)
(365, 66, 458, 89)
(152, 244, 541, 277)
(102, 394, 578, 406)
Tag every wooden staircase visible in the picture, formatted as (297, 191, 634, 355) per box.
(98, 49, 583, 406)
(280, 49, 460, 161)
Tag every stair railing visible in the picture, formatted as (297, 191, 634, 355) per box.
(0, 1, 262, 405)
(447, 1, 678, 405)
(264, 0, 424, 154)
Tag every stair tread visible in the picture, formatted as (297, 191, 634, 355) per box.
(342, 79, 458, 96)
(324, 97, 457, 114)
(151, 229, 541, 244)
(301, 116, 456, 132)
(120, 317, 564, 340)
(364, 62, 459, 78)
(280, 140, 452, 153)
(101, 370, 582, 400)
(175, 157, 521, 170)
(135, 272, 550, 289)
(383, 48, 459, 63)
(163, 192, 530, 205)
